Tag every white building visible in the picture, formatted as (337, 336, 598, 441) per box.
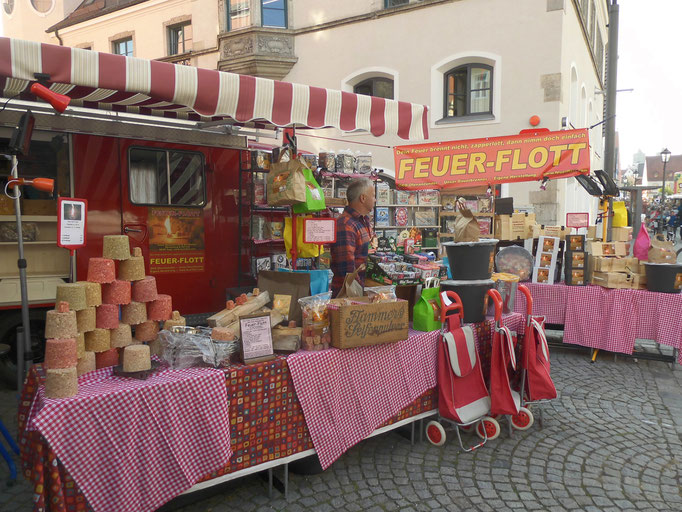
(3, 0, 608, 223)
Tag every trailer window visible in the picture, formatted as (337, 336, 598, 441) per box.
(129, 148, 205, 206)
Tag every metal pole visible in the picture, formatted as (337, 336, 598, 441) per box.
(11, 155, 33, 383)
(662, 160, 668, 204)
(16, 327, 24, 393)
(604, 0, 619, 241)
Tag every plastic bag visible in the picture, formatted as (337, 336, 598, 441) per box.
(633, 225, 651, 260)
(298, 291, 332, 351)
(158, 327, 240, 368)
(365, 285, 397, 303)
(284, 216, 321, 258)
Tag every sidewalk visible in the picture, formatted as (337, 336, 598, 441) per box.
(1, 346, 681, 512)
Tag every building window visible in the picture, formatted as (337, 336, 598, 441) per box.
(30, 0, 52, 13)
(112, 37, 133, 57)
(385, 0, 409, 7)
(443, 64, 492, 119)
(261, 0, 286, 28)
(227, 0, 250, 30)
(168, 22, 192, 55)
(129, 148, 205, 206)
(588, 1, 595, 49)
(353, 77, 394, 100)
(3, 0, 14, 15)
(580, 0, 589, 24)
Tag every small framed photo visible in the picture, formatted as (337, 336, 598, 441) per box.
(239, 312, 275, 364)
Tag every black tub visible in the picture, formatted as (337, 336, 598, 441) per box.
(443, 239, 499, 280)
(441, 279, 494, 323)
(644, 262, 682, 294)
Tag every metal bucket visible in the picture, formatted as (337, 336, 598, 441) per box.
(492, 273, 520, 314)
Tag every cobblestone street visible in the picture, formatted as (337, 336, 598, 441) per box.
(2, 345, 681, 512)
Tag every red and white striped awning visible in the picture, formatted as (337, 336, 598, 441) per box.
(0, 37, 429, 141)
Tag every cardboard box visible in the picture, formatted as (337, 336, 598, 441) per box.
(532, 225, 573, 240)
(611, 226, 633, 242)
(591, 256, 613, 272)
(588, 241, 628, 257)
(564, 267, 587, 286)
(609, 257, 638, 273)
(566, 234, 586, 252)
(587, 225, 598, 240)
(330, 299, 409, 349)
(625, 272, 647, 289)
(591, 271, 629, 289)
(565, 250, 587, 270)
(495, 213, 529, 240)
(532, 265, 555, 285)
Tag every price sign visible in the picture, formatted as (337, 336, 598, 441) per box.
(566, 212, 589, 229)
(303, 218, 336, 244)
(239, 312, 275, 364)
(57, 197, 88, 251)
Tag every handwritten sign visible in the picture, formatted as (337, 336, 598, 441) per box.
(566, 212, 589, 228)
(57, 197, 88, 251)
(303, 218, 336, 244)
(239, 312, 274, 364)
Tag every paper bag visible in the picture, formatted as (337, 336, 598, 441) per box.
(267, 150, 307, 206)
(454, 200, 480, 242)
(336, 264, 365, 298)
(648, 234, 676, 264)
(257, 270, 311, 325)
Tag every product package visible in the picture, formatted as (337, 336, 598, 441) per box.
(299, 292, 332, 351)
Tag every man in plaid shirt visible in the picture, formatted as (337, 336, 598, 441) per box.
(331, 178, 375, 296)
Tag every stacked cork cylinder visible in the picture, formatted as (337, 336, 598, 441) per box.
(42, 235, 186, 398)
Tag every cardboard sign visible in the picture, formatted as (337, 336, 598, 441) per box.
(303, 217, 336, 244)
(566, 212, 589, 228)
(394, 128, 590, 190)
(57, 197, 87, 251)
(239, 312, 275, 364)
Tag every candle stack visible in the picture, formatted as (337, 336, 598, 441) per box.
(44, 302, 79, 398)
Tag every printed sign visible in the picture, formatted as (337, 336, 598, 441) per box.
(303, 218, 336, 244)
(57, 197, 87, 251)
(148, 207, 205, 274)
(394, 128, 590, 190)
(239, 313, 275, 363)
(566, 212, 589, 228)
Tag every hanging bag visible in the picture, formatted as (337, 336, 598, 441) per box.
(267, 148, 307, 206)
(292, 166, 327, 214)
(453, 199, 481, 242)
(633, 225, 651, 260)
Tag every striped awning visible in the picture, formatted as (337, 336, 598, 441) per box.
(0, 37, 429, 141)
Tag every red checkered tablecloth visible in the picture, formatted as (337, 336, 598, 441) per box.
(514, 283, 682, 363)
(27, 365, 232, 512)
(287, 329, 440, 469)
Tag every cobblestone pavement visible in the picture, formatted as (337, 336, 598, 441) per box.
(1, 346, 681, 512)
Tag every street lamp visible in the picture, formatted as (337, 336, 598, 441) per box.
(660, 147, 671, 203)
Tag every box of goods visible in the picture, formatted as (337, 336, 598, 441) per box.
(319, 152, 336, 171)
(478, 217, 492, 236)
(335, 183, 347, 199)
(375, 207, 390, 227)
(591, 271, 629, 289)
(495, 213, 528, 241)
(265, 220, 284, 240)
(335, 152, 355, 173)
(299, 154, 318, 169)
(366, 258, 420, 286)
(251, 215, 267, 240)
(587, 225, 599, 240)
(625, 272, 647, 290)
(589, 241, 628, 257)
(609, 257, 639, 273)
(251, 150, 271, 171)
(532, 266, 555, 285)
(564, 267, 587, 286)
(355, 153, 372, 174)
(522, 213, 536, 238)
(564, 251, 587, 270)
(421, 228, 438, 248)
(477, 196, 493, 213)
(532, 224, 573, 240)
(395, 190, 411, 205)
(418, 190, 440, 206)
(253, 173, 267, 205)
(251, 256, 271, 276)
(320, 179, 334, 199)
(441, 195, 457, 211)
(22, 199, 56, 216)
(329, 297, 409, 349)
(414, 209, 436, 227)
(566, 234, 586, 252)
(611, 226, 633, 242)
(294, 258, 314, 270)
(376, 184, 392, 205)
(395, 207, 409, 227)
(271, 253, 288, 270)
(0, 222, 39, 242)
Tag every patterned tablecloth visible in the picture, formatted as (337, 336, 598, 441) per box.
(513, 283, 682, 363)
(23, 365, 232, 512)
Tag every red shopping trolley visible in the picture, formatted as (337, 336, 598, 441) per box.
(425, 290, 501, 451)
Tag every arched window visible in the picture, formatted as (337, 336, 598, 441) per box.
(3, 0, 14, 15)
(353, 77, 394, 100)
(443, 64, 492, 118)
(30, 0, 52, 13)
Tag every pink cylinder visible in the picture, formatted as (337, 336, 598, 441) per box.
(95, 348, 120, 369)
(147, 294, 172, 321)
(87, 258, 116, 284)
(134, 321, 160, 342)
(44, 338, 78, 369)
(96, 304, 119, 329)
(132, 276, 158, 302)
(102, 280, 132, 305)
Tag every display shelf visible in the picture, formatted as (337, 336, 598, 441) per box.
(0, 241, 59, 245)
(439, 211, 493, 217)
(376, 204, 441, 208)
(252, 205, 289, 213)
(375, 225, 441, 229)
(251, 238, 285, 245)
(0, 215, 58, 222)
(320, 170, 377, 180)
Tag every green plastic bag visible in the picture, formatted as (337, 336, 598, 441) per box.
(292, 166, 326, 214)
(413, 286, 441, 332)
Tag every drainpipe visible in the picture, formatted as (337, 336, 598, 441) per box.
(55, 29, 63, 46)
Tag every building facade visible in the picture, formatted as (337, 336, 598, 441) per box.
(2, 0, 608, 223)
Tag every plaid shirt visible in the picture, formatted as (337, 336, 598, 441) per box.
(331, 206, 372, 295)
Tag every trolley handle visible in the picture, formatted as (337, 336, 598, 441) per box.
(440, 290, 464, 323)
(487, 288, 503, 322)
(517, 284, 533, 317)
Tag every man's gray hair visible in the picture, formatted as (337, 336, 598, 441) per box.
(346, 178, 373, 203)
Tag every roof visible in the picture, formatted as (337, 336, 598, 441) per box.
(645, 155, 682, 181)
(0, 37, 429, 141)
(47, 0, 149, 33)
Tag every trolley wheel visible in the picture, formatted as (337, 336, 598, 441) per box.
(511, 407, 534, 431)
(425, 420, 446, 446)
(476, 417, 501, 441)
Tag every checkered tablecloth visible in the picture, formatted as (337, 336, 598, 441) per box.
(514, 283, 682, 363)
(287, 329, 440, 469)
(28, 365, 232, 512)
